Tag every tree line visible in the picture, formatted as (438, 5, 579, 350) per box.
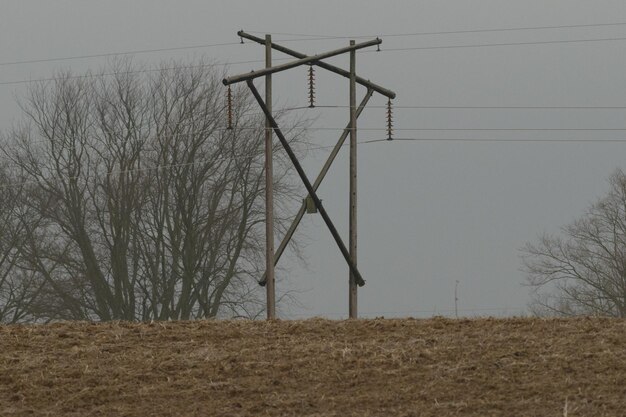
(523, 169, 626, 317)
(0, 61, 305, 323)
(3, 61, 625, 322)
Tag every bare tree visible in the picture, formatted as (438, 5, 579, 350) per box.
(0, 162, 44, 323)
(522, 169, 626, 317)
(1, 60, 306, 322)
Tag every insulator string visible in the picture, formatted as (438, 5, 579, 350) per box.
(387, 98, 394, 140)
(227, 85, 233, 130)
(308, 65, 315, 108)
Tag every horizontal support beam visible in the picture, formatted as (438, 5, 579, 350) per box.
(223, 38, 382, 86)
(239, 31, 396, 99)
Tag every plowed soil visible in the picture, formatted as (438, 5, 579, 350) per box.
(1, 317, 625, 416)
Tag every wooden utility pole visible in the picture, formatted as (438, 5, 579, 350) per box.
(223, 33, 395, 319)
(349, 40, 358, 319)
(265, 34, 276, 319)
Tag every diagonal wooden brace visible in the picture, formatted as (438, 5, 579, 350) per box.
(259, 88, 374, 286)
(246, 79, 365, 287)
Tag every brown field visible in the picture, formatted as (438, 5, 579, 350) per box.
(0, 317, 625, 416)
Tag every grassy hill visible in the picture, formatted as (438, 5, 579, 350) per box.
(1, 317, 624, 416)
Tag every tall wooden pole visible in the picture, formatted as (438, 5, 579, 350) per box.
(265, 34, 276, 319)
(349, 40, 358, 319)
(224, 33, 394, 315)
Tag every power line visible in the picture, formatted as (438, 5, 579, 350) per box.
(4, 135, 626, 192)
(370, 137, 626, 143)
(380, 22, 626, 38)
(0, 63, 241, 87)
(7, 20, 619, 70)
(0, 139, 344, 191)
(8, 133, 626, 190)
(2, 28, 626, 88)
(9, 125, 626, 142)
(3, 35, 626, 88)
(373, 36, 626, 52)
(0, 36, 352, 68)
(314, 104, 626, 110)
(315, 128, 626, 131)
(8, 111, 626, 165)
(11, 130, 626, 152)
(0, 57, 293, 87)
(34, 25, 609, 69)
(248, 21, 626, 39)
(0, 42, 242, 67)
(7, 32, 626, 88)
(0, 112, 314, 152)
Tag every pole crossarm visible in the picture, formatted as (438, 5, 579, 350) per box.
(258, 88, 374, 286)
(223, 38, 382, 86)
(238, 31, 396, 99)
(246, 79, 366, 287)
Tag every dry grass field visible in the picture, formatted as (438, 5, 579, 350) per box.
(0, 317, 625, 416)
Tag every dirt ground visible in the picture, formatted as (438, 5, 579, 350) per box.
(0, 317, 625, 416)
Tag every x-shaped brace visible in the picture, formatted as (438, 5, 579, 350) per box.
(258, 88, 374, 286)
(246, 79, 366, 287)
(224, 34, 395, 288)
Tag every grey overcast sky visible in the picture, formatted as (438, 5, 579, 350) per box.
(2, 0, 626, 318)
